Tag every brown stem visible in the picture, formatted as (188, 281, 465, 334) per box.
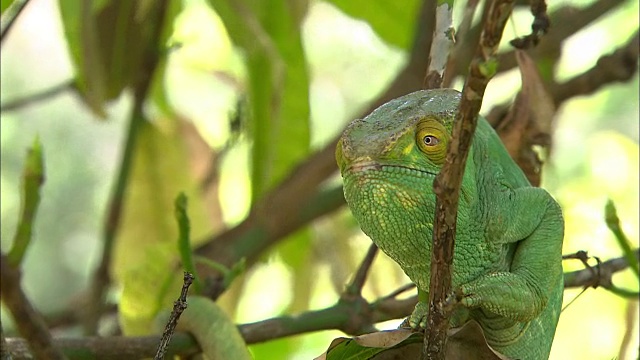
(0, 255, 66, 360)
(424, 0, 516, 358)
(346, 244, 379, 296)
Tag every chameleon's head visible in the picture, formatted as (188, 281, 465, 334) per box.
(335, 89, 469, 282)
(336, 89, 461, 181)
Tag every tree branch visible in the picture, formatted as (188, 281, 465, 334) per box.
(0, 255, 66, 360)
(425, 0, 515, 358)
(346, 244, 379, 296)
(447, 0, 627, 81)
(0, 80, 75, 112)
(424, 0, 455, 88)
(563, 248, 640, 290)
(549, 30, 639, 106)
(486, 30, 639, 125)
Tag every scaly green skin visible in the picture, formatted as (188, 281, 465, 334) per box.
(336, 89, 564, 359)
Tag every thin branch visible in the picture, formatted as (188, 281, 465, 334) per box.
(84, 0, 171, 335)
(448, 0, 627, 80)
(425, 0, 515, 358)
(443, 0, 481, 87)
(424, 0, 455, 89)
(486, 30, 639, 125)
(563, 248, 640, 289)
(0, 80, 75, 112)
(154, 272, 194, 360)
(0, 255, 66, 360)
(509, 0, 550, 49)
(4, 334, 199, 360)
(0, 0, 30, 46)
(345, 244, 378, 296)
(496, 0, 626, 74)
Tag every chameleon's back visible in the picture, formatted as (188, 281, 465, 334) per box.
(468, 114, 564, 359)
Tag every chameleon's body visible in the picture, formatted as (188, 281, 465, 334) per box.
(336, 89, 564, 359)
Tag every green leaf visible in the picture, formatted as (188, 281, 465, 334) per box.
(325, 0, 421, 49)
(206, 0, 310, 201)
(57, 0, 179, 117)
(115, 120, 213, 335)
(323, 330, 422, 359)
(1, 0, 14, 15)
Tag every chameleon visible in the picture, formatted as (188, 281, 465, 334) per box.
(335, 89, 564, 359)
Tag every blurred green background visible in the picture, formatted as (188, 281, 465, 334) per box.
(1, 0, 638, 359)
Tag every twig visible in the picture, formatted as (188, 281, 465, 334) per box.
(154, 272, 194, 360)
(0, 80, 75, 112)
(0, 0, 30, 46)
(509, 0, 549, 49)
(379, 283, 417, 301)
(345, 244, 378, 296)
(5, 334, 199, 360)
(496, 0, 626, 74)
(85, 0, 171, 335)
(449, 0, 626, 79)
(424, 0, 455, 89)
(443, 0, 481, 87)
(563, 248, 640, 290)
(425, 0, 515, 358)
(618, 301, 638, 359)
(487, 30, 639, 126)
(0, 255, 66, 360)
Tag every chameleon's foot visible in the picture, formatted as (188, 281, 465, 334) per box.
(408, 301, 429, 329)
(459, 272, 544, 321)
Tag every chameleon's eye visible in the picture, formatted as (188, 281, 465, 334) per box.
(416, 118, 449, 165)
(422, 135, 440, 146)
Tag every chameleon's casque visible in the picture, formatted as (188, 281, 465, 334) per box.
(336, 89, 564, 359)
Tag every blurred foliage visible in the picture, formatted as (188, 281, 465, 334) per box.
(0, 0, 638, 359)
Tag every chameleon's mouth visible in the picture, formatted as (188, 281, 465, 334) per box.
(345, 161, 436, 178)
(346, 161, 383, 172)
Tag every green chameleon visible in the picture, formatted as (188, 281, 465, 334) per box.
(335, 89, 564, 359)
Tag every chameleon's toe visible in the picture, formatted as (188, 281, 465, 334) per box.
(409, 301, 429, 329)
(459, 283, 483, 308)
